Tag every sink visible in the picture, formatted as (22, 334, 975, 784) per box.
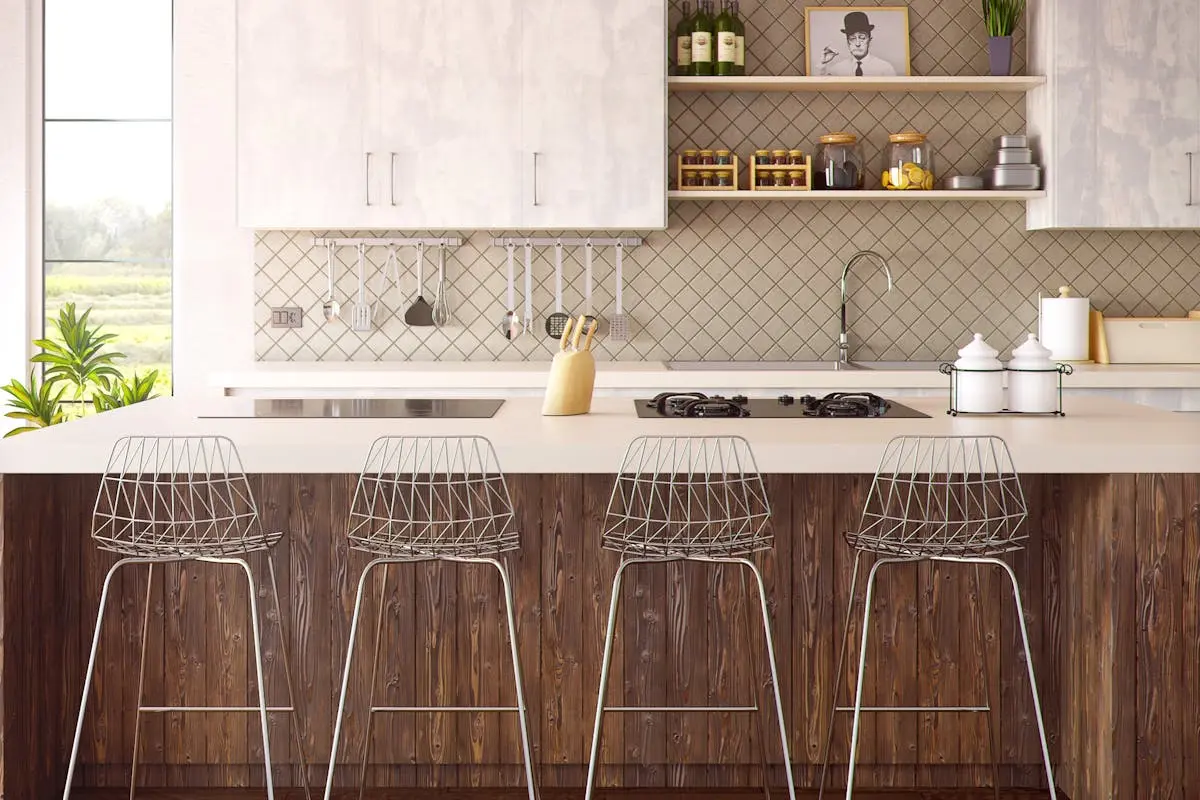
(664, 360, 945, 372)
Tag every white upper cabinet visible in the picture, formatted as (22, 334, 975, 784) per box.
(1027, 0, 1200, 229)
(237, 0, 371, 230)
(521, 0, 668, 230)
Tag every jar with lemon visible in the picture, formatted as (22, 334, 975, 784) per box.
(882, 132, 936, 190)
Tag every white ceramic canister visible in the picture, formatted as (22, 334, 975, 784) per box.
(953, 333, 1005, 413)
(1007, 334, 1060, 413)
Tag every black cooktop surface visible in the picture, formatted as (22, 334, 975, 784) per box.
(636, 392, 929, 419)
(203, 398, 505, 419)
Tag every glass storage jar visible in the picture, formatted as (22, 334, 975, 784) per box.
(699, 170, 715, 187)
(698, 149, 716, 165)
(715, 149, 732, 165)
(883, 131, 936, 190)
(816, 132, 864, 190)
(682, 149, 699, 165)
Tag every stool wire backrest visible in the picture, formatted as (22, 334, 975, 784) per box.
(91, 436, 264, 556)
(348, 436, 519, 558)
(603, 436, 772, 557)
(854, 435, 1028, 558)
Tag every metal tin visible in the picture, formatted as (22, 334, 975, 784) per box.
(994, 147, 1034, 165)
(995, 134, 1028, 149)
(989, 164, 1042, 190)
(944, 174, 984, 190)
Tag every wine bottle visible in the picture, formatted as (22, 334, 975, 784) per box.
(715, 0, 736, 76)
(731, 0, 746, 76)
(691, 0, 713, 76)
(675, 1, 693, 76)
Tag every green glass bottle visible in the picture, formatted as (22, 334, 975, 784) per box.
(731, 0, 746, 75)
(715, 0, 736, 77)
(690, 0, 713, 76)
(675, 1, 693, 76)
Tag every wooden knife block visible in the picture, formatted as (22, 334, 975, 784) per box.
(542, 350, 596, 416)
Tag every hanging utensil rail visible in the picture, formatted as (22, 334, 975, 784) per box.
(313, 236, 463, 248)
(489, 236, 642, 248)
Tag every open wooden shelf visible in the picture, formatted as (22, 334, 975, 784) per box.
(668, 189, 1047, 201)
(668, 75, 1046, 93)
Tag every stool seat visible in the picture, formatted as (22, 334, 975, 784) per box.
(94, 530, 284, 559)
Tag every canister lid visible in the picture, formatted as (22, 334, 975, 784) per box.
(888, 131, 927, 144)
(955, 333, 1001, 367)
(820, 132, 858, 144)
(1009, 334, 1057, 367)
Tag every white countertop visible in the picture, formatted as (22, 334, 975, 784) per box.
(213, 361, 1200, 394)
(2, 395, 1197, 475)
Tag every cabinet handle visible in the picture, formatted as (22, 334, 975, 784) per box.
(1188, 152, 1196, 207)
(533, 152, 541, 207)
(365, 152, 373, 206)
(390, 152, 398, 206)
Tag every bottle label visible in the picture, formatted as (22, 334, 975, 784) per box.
(691, 31, 712, 63)
(735, 35, 745, 67)
(717, 31, 736, 64)
(677, 35, 692, 66)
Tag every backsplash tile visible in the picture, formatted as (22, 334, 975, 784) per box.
(254, 0, 1200, 364)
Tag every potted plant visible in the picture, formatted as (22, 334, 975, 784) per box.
(982, 0, 1025, 76)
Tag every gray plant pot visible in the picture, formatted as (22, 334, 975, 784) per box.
(988, 35, 1013, 76)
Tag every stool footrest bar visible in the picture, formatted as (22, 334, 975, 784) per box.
(604, 705, 759, 713)
(369, 705, 521, 713)
(139, 705, 296, 713)
(836, 704, 991, 713)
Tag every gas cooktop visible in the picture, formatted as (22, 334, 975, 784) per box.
(635, 392, 930, 419)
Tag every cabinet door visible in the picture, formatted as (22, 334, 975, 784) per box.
(237, 0, 372, 229)
(370, 0, 523, 229)
(521, 0, 667, 230)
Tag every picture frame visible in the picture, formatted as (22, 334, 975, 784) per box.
(805, 6, 912, 77)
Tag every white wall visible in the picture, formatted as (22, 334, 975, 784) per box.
(0, 0, 256, 398)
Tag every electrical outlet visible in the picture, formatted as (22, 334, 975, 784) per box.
(270, 306, 304, 329)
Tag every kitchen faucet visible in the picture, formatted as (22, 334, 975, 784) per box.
(837, 250, 894, 367)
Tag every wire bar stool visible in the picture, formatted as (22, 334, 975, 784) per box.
(324, 436, 536, 800)
(64, 436, 311, 800)
(817, 435, 1056, 800)
(585, 436, 796, 800)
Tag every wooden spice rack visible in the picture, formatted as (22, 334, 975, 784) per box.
(676, 154, 741, 191)
(750, 153, 813, 191)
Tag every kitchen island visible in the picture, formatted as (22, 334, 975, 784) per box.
(0, 395, 1196, 799)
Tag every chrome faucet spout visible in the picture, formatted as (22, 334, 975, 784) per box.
(838, 250, 894, 364)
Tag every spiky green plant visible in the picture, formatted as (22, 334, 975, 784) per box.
(31, 302, 125, 416)
(982, 0, 1025, 36)
(91, 370, 160, 414)
(1, 372, 67, 436)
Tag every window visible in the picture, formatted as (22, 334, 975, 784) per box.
(43, 0, 173, 392)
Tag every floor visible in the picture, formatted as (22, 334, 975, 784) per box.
(75, 789, 1063, 799)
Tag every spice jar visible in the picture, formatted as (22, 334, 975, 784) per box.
(1007, 334, 1061, 414)
(682, 171, 699, 188)
(716, 171, 732, 187)
(952, 333, 1004, 414)
(883, 131, 936, 190)
(816, 132, 864, 190)
(756, 170, 771, 187)
(787, 170, 805, 187)
(699, 170, 715, 187)
(754, 149, 771, 165)
(772, 170, 787, 187)
(788, 149, 805, 165)
(715, 149, 732, 165)
(771, 149, 788, 165)
(698, 149, 716, 165)
(682, 149, 699, 165)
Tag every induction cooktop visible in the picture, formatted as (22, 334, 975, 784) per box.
(202, 398, 505, 419)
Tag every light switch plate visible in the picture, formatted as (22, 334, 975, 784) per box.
(270, 306, 303, 329)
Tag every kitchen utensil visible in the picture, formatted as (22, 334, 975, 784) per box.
(542, 314, 597, 416)
(322, 243, 341, 323)
(989, 163, 1042, 190)
(582, 241, 599, 332)
(545, 241, 571, 340)
(1089, 309, 1111, 364)
(1038, 285, 1090, 361)
(995, 134, 1028, 149)
(951, 333, 1004, 413)
(502, 243, 520, 340)
(1007, 334, 1061, 414)
(370, 245, 398, 322)
(581, 318, 598, 351)
(432, 244, 451, 328)
(609, 242, 629, 341)
(352, 243, 372, 332)
(403, 243, 435, 327)
(1102, 317, 1200, 363)
(522, 241, 535, 337)
(943, 175, 984, 190)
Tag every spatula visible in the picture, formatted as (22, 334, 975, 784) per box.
(404, 242, 435, 327)
(545, 241, 571, 340)
(610, 241, 629, 341)
(351, 243, 372, 332)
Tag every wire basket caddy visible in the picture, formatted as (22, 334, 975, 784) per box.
(845, 435, 1029, 559)
(348, 436, 520, 560)
(91, 436, 277, 558)
(602, 436, 773, 558)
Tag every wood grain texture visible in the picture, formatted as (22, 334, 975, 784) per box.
(6, 471, 1198, 798)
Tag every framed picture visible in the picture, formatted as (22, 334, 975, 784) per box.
(805, 6, 912, 77)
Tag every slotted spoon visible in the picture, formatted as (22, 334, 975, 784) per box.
(545, 241, 571, 339)
(403, 242, 435, 327)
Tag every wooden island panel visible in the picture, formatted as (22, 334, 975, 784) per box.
(1, 473, 1197, 799)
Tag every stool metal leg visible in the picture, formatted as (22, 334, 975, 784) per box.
(325, 558, 386, 800)
(267, 553, 313, 800)
(818, 551, 864, 800)
(355, 563, 391, 800)
(845, 556, 898, 800)
(227, 557, 276, 800)
(738, 566, 773, 800)
(584, 558, 632, 800)
(967, 563, 1002, 800)
(129, 564, 155, 800)
(488, 556, 538, 800)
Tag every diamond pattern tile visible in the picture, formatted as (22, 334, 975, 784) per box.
(256, 0, 1200, 364)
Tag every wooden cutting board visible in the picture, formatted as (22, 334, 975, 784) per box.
(1103, 317, 1200, 363)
